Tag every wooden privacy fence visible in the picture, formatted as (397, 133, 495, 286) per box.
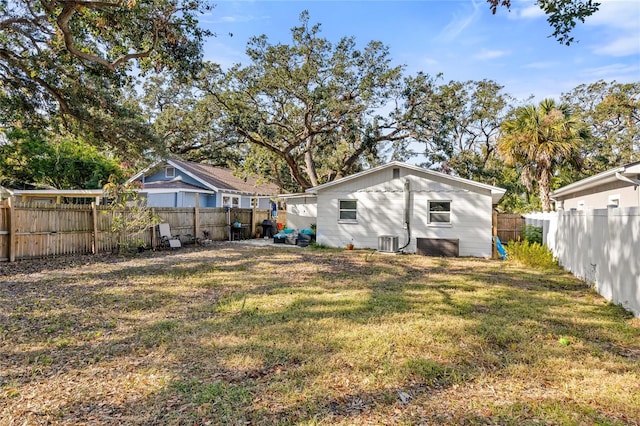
(0, 200, 286, 262)
(496, 214, 525, 243)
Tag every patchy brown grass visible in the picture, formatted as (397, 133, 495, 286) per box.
(1, 244, 639, 425)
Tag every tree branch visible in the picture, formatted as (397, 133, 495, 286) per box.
(55, 0, 158, 72)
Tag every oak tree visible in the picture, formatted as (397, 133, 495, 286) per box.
(197, 12, 411, 191)
(487, 0, 600, 45)
(1, 0, 210, 155)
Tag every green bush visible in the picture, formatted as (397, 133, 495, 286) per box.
(309, 241, 331, 249)
(506, 241, 559, 270)
(521, 224, 543, 245)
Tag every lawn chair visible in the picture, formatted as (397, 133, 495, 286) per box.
(158, 223, 181, 249)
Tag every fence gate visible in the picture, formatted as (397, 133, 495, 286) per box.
(496, 214, 525, 243)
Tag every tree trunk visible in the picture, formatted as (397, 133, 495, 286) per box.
(304, 149, 319, 188)
(284, 153, 312, 190)
(539, 169, 552, 212)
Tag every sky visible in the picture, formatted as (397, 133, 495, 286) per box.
(197, 0, 640, 103)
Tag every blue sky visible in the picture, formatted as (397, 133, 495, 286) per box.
(199, 0, 640, 103)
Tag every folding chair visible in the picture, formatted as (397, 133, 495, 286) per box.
(158, 223, 181, 249)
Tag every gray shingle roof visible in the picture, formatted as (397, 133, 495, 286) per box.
(169, 159, 281, 196)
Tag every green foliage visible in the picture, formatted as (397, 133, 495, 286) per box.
(140, 73, 241, 164)
(408, 78, 513, 185)
(0, 128, 123, 189)
(487, 0, 600, 45)
(506, 241, 559, 270)
(561, 80, 640, 176)
(522, 225, 543, 245)
(197, 11, 405, 191)
(498, 99, 586, 211)
(309, 241, 331, 249)
(1, 0, 210, 156)
(103, 179, 159, 254)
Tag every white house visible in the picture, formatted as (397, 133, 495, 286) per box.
(286, 162, 506, 257)
(551, 161, 640, 210)
(281, 193, 318, 231)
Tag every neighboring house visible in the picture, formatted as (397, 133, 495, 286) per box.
(551, 161, 640, 210)
(0, 188, 104, 204)
(285, 161, 506, 257)
(128, 159, 281, 208)
(0, 185, 10, 202)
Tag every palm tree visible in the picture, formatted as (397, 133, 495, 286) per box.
(498, 99, 585, 212)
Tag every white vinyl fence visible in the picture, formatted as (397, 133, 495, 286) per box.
(524, 208, 640, 317)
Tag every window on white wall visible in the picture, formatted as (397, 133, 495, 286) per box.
(428, 200, 451, 224)
(165, 166, 175, 178)
(339, 200, 357, 222)
(222, 194, 240, 208)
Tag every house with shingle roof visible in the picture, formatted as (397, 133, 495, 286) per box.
(127, 159, 281, 208)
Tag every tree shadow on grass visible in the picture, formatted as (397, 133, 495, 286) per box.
(2, 248, 638, 424)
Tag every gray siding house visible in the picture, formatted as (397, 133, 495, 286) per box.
(128, 159, 281, 208)
(551, 161, 640, 210)
(286, 162, 505, 257)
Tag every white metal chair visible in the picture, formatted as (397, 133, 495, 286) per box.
(158, 223, 181, 249)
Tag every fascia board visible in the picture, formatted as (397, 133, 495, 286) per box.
(306, 161, 506, 198)
(166, 159, 220, 192)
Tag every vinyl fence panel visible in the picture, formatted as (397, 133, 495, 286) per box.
(526, 208, 640, 317)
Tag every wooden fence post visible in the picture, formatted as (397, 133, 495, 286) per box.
(8, 197, 15, 262)
(151, 208, 157, 249)
(91, 202, 98, 254)
(194, 194, 200, 240)
(492, 209, 498, 259)
(251, 197, 257, 237)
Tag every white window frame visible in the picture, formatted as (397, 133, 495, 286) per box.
(428, 200, 451, 225)
(222, 194, 240, 208)
(165, 166, 175, 178)
(338, 199, 358, 223)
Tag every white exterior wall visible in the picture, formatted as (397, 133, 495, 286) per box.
(557, 182, 640, 210)
(286, 196, 317, 230)
(525, 208, 640, 317)
(315, 169, 494, 257)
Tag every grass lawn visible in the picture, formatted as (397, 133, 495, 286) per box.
(1, 244, 639, 425)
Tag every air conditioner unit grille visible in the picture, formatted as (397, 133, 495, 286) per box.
(378, 235, 399, 253)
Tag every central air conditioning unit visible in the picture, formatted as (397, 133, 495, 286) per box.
(378, 235, 399, 253)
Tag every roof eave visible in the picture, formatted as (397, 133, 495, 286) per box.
(167, 159, 220, 192)
(306, 161, 506, 195)
(552, 168, 624, 198)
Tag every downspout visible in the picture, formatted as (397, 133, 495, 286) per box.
(399, 178, 411, 251)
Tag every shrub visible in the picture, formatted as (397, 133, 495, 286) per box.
(103, 179, 159, 254)
(521, 224, 543, 245)
(506, 241, 559, 270)
(309, 241, 330, 249)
